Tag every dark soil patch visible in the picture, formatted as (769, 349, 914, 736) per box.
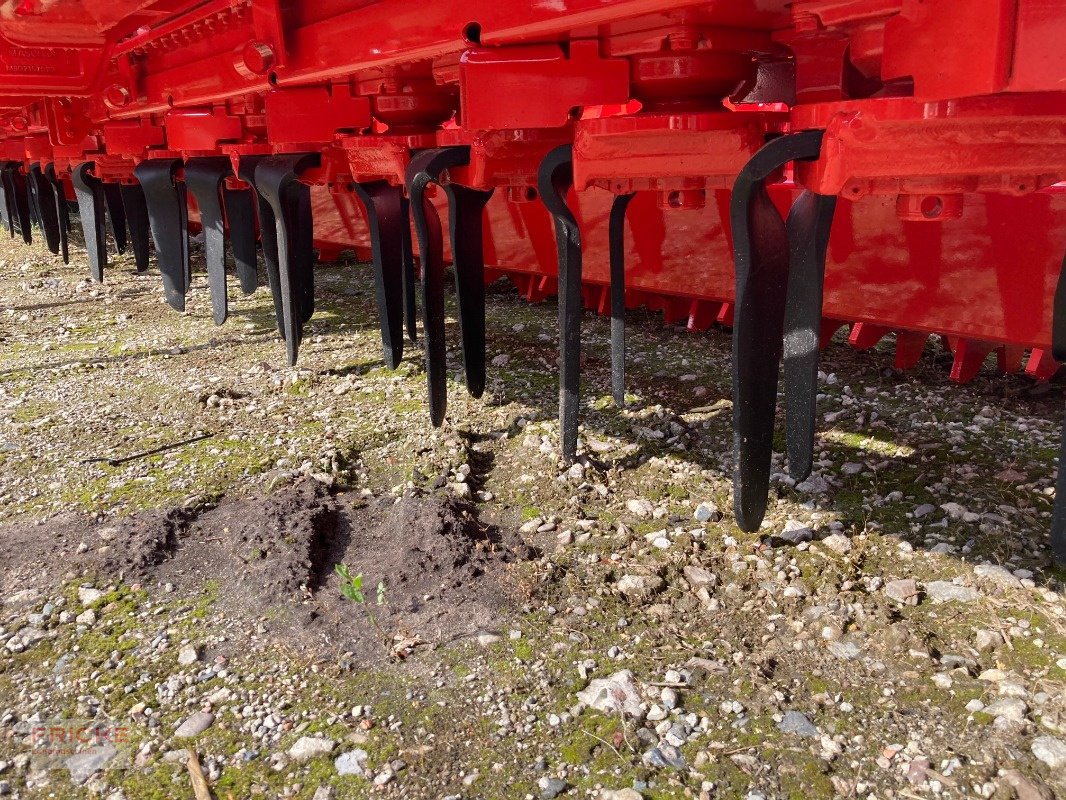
(0, 480, 534, 663)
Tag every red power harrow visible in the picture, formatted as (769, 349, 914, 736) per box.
(0, 0, 1064, 563)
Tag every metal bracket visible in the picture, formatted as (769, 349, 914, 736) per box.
(254, 153, 319, 365)
(405, 146, 494, 426)
(133, 158, 190, 311)
(71, 162, 108, 282)
(185, 156, 237, 325)
(730, 130, 835, 532)
(538, 144, 583, 464)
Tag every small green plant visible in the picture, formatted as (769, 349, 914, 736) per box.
(334, 563, 364, 603)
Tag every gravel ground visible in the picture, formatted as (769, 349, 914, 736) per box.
(0, 231, 1064, 800)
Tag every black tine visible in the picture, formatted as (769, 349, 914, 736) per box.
(223, 185, 258, 294)
(783, 190, 837, 481)
(26, 164, 43, 233)
(119, 183, 151, 271)
(238, 157, 284, 336)
(29, 164, 61, 255)
(44, 164, 70, 263)
(254, 153, 320, 366)
(1052, 249, 1066, 566)
(10, 167, 32, 245)
(400, 194, 417, 342)
(538, 144, 583, 464)
(185, 157, 233, 326)
(351, 180, 407, 369)
(0, 166, 9, 233)
(103, 182, 128, 254)
(609, 192, 635, 407)
(405, 148, 454, 427)
(730, 130, 825, 532)
(133, 158, 189, 310)
(71, 162, 108, 283)
(2, 165, 18, 237)
(445, 183, 494, 398)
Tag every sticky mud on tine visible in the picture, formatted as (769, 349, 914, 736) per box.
(446, 183, 494, 399)
(119, 182, 151, 272)
(29, 164, 60, 256)
(782, 190, 837, 482)
(223, 186, 259, 295)
(538, 144, 583, 465)
(71, 162, 108, 283)
(102, 181, 128, 254)
(405, 149, 450, 427)
(352, 180, 407, 370)
(185, 157, 233, 326)
(254, 153, 319, 366)
(609, 192, 635, 407)
(729, 130, 825, 533)
(133, 158, 189, 311)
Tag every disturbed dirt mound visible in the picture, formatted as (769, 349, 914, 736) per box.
(0, 480, 533, 663)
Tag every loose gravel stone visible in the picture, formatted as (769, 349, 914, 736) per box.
(1031, 736, 1066, 770)
(924, 581, 980, 603)
(174, 712, 215, 738)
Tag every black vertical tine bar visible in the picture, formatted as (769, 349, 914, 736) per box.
(26, 163, 43, 233)
(223, 184, 258, 294)
(0, 165, 9, 233)
(102, 182, 128, 254)
(444, 183, 494, 398)
(184, 157, 233, 326)
(405, 148, 454, 426)
(29, 164, 60, 255)
(400, 194, 417, 342)
(1050, 250, 1066, 566)
(44, 164, 70, 263)
(133, 158, 188, 310)
(10, 166, 32, 244)
(538, 144, 583, 464)
(782, 190, 837, 481)
(730, 130, 825, 532)
(119, 182, 150, 271)
(609, 192, 635, 407)
(2, 165, 18, 237)
(71, 162, 108, 282)
(351, 180, 407, 369)
(238, 156, 285, 337)
(254, 153, 319, 365)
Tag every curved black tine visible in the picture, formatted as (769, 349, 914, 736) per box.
(238, 156, 284, 336)
(538, 144, 583, 464)
(26, 164, 43, 233)
(351, 180, 407, 370)
(185, 157, 233, 325)
(10, 166, 32, 245)
(730, 130, 824, 532)
(400, 194, 417, 342)
(119, 182, 150, 271)
(405, 148, 458, 426)
(223, 184, 258, 295)
(254, 153, 319, 365)
(44, 164, 70, 263)
(133, 158, 189, 310)
(609, 192, 635, 407)
(445, 182, 494, 398)
(783, 190, 837, 481)
(0, 166, 10, 233)
(71, 162, 108, 282)
(103, 182, 128, 254)
(28, 163, 60, 255)
(1051, 250, 1066, 566)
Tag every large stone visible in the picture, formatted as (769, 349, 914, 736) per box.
(682, 566, 717, 589)
(616, 574, 664, 602)
(576, 670, 645, 720)
(174, 712, 215, 738)
(65, 744, 118, 785)
(974, 563, 1022, 589)
(334, 748, 368, 776)
(288, 736, 335, 762)
(597, 791, 644, 800)
(1031, 735, 1066, 770)
(883, 579, 920, 605)
(777, 711, 818, 737)
(77, 587, 106, 606)
(984, 698, 1027, 723)
(924, 581, 979, 603)
(821, 533, 852, 554)
(626, 499, 655, 518)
